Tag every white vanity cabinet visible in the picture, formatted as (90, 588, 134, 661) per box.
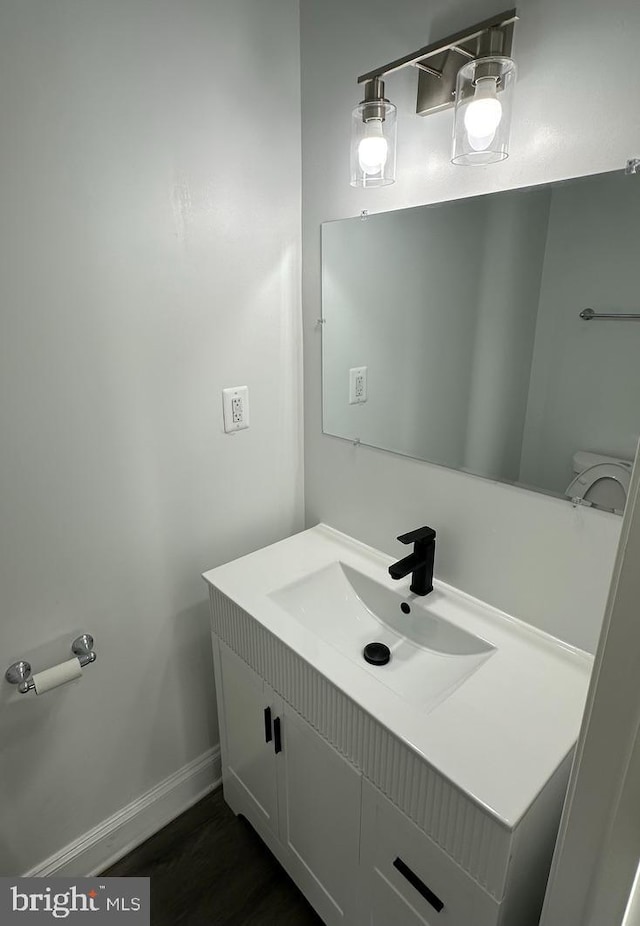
(205, 525, 589, 926)
(212, 635, 508, 926)
(212, 638, 362, 926)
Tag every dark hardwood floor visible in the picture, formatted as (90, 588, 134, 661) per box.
(104, 788, 323, 926)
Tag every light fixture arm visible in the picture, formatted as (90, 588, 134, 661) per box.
(477, 27, 507, 59)
(359, 77, 389, 123)
(356, 9, 517, 85)
(356, 8, 517, 117)
(474, 28, 506, 83)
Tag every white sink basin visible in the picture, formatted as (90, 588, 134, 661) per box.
(271, 561, 495, 711)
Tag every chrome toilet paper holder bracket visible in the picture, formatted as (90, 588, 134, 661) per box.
(5, 634, 96, 694)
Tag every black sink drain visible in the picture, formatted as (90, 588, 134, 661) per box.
(363, 642, 391, 666)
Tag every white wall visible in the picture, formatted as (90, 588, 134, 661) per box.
(301, 0, 638, 652)
(540, 433, 640, 926)
(0, 0, 302, 875)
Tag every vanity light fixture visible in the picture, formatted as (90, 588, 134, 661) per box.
(350, 8, 518, 184)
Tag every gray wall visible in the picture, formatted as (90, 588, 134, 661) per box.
(322, 201, 486, 463)
(462, 188, 550, 482)
(0, 0, 302, 874)
(322, 187, 550, 482)
(301, 0, 631, 653)
(520, 172, 640, 494)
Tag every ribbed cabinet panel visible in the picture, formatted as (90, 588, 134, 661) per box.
(209, 587, 512, 900)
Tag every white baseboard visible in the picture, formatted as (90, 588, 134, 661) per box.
(25, 746, 222, 877)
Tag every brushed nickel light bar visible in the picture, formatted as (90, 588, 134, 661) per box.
(350, 9, 519, 185)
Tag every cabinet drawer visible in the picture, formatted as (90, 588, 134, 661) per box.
(358, 781, 501, 926)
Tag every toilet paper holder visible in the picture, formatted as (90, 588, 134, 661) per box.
(5, 634, 96, 694)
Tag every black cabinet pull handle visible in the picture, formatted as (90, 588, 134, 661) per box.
(264, 707, 272, 743)
(273, 716, 282, 754)
(393, 858, 444, 913)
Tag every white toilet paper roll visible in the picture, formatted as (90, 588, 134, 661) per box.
(33, 657, 82, 695)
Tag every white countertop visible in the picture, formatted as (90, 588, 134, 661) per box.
(203, 523, 593, 828)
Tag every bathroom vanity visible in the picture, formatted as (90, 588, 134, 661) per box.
(203, 525, 592, 926)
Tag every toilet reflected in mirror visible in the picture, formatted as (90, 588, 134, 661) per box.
(566, 451, 632, 514)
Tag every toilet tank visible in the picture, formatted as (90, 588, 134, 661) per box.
(572, 450, 632, 475)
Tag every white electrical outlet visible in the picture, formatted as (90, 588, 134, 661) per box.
(222, 386, 250, 432)
(349, 366, 367, 404)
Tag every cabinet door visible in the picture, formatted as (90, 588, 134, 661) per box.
(216, 640, 279, 841)
(276, 702, 362, 926)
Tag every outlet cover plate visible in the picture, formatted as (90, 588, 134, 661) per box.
(222, 386, 250, 432)
(349, 366, 367, 405)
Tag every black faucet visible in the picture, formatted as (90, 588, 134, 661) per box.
(388, 526, 436, 596)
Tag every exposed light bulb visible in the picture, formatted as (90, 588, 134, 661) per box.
(467, 129, 497, 152)
(463, 77, 502, 151)
(358, 118, 388, 175)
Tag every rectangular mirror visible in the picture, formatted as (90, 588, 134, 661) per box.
(322, 168, 640, 514)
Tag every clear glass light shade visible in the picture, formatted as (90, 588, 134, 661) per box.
(350, 101, 397, 187)
(452, 56, 517, 166)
